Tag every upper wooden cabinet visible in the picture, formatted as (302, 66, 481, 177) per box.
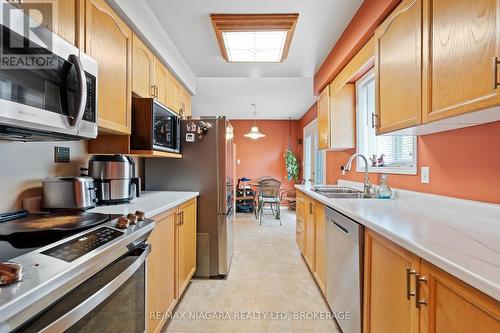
(154, 60, 170, 107)
(17, 0, 76, 45)
(178, 88, 192, 118)
(81, 0, 132, 134)
(166, 72, 180, 113)
(330, 83, 355, 150)
(317, 86, 330, 150)
(422, 0, 500, 123)
(132, 33, 155, 99)
(375, 0, 422, 134)
(176, 198, 197, 298)
(147, 209, 176, 333)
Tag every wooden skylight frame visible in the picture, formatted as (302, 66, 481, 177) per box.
(210, 13, 299, 63)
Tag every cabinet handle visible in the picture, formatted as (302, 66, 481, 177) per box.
(415, 273, 427, 308)
(406, 267, 417, 300)
(494, 57, 500, 89)
(151, 85, 156, 98)
(176, 212, 182, 226)
(371, 113, 379, 128)
(155, 85, 159, 98)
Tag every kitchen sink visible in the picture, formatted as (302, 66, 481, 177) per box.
(313, 185, 372, 199)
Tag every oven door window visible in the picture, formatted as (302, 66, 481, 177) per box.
(153, 103, 177, 150)
(17, 245, 149, 333)
(0, 24, 80, 121)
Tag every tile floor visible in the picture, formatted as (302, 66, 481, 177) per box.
(163, 208, 340, 333)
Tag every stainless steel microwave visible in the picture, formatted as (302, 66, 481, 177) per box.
(0, 4, 98, 141)
(131, 98, 181, 154)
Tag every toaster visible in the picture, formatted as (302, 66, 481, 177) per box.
(42, 177, 97, 210)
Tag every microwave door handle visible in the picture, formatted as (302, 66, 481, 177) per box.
(38, 244, 151, 333)
(67, 54, 87, 128)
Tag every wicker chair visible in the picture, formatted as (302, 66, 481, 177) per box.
(256, 177, 282, 225)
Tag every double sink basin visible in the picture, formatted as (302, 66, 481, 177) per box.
(313, 185, 374, 199)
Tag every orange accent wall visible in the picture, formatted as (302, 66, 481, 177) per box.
(326, 121, 500, 204)
(231, 120, 300, 190)
(314, 0, 401, 95)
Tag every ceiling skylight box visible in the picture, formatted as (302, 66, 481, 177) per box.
(211, 14, 299, 63)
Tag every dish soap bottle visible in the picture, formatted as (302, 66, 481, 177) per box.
(378, 174, 392, 199)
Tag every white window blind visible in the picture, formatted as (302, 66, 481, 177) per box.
(356, 70, 417, 174)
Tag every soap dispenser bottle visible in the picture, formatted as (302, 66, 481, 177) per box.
(378, 174, 392, 199)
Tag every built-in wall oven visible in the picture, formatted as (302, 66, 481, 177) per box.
(0, 3, 98, 141)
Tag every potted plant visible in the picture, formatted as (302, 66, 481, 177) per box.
(284, 148, 299, 182)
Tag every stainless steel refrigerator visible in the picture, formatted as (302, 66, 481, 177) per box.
(145, 117, 234, 278)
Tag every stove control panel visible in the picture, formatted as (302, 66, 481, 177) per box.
(41, 227, 123, 262)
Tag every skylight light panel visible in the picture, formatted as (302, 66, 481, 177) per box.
(222, 31, 287, 63)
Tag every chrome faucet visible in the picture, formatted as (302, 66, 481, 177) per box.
(343, 153, 373, 197)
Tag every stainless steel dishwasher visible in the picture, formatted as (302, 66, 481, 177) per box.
(325, 206, 364, 333)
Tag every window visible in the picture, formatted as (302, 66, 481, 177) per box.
(356, 70, 417, 174)
(303, 120, 326, 185)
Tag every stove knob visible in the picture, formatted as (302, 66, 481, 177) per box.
(116, 216, 129, 229)
(135, 210, 145, 221)
(127, 213, 138, 225)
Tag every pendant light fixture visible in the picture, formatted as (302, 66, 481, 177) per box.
(244, 104, 266, 139)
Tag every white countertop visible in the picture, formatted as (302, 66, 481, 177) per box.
(89, 191, 199, 218)
(295, 184, 500, 301)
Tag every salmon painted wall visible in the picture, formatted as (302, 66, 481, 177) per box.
(231, 120, 300, 190)
(326, 121, 500, 204)
(314, 0, 401, 95)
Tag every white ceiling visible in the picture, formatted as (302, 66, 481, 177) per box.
(143, 0, 363, 119)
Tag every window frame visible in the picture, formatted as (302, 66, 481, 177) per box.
(355, 69, 418, 175)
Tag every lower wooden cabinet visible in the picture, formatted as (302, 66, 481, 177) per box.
(147, 209, 176, 333)
(420, 260, 500, 333)
(176, 198, 197, 298)
(364, 229, 500, 333)
(296, 191, 326, 294)
(146, 198, 197, 333)
(364, 229, 420, 333)
(304, 196, 316, 270)
(296, 200, 305, 252)
(313, 202, 325, 293)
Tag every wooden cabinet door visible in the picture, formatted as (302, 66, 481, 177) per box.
(317, 86, 330, 150)
(166, 72, 180, 113)
(304, 197, 316, 270)
(147, 209, 176, 333)
(364, 230, 420, 333)
(83, 0, 132, 134)
(154, 59, 169, 107)
(313, 202, 326, 294)
(330, 83, 355, 150)
(178, 88, 191, 119)
(296, 200, 305, 253)
(375, 0, 422, 134)
(132, 34, 154, 98)
(18, 0, 76, 45)
(423, 0, 500, 123)
(419, 260, 500, 333)
(176, 198, 197, 298)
